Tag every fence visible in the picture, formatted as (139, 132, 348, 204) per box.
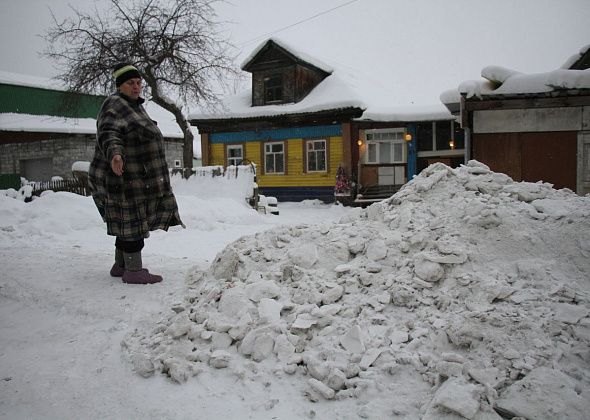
(30, 178, 90, 197)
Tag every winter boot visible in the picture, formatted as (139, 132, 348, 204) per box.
(122, 251, 163, 284)
(110, 248, 125, 277)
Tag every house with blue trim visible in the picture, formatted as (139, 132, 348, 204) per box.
(190, 38, 464, 203)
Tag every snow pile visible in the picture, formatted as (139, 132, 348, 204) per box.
(124, 161, 590, 419)
(171, 164, 256, 201)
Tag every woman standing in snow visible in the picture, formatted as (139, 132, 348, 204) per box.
(89, 63, 184, 284)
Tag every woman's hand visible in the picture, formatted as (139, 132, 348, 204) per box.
(111, 154, 124, 176)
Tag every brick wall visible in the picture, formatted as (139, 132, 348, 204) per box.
(0, 134, 184, 181)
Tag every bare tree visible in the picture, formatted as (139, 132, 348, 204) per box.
(44, 0, 238, 177)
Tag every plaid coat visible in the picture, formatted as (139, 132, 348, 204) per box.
(88, 92, 184, 241)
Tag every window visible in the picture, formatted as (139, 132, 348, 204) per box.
(417, 122, 433, 152)
(453, 121, 465, 149)
(365, 130, 406, 164)
(417, 120, 465, 152)
(306, 139, 326, 172)
(436, 121, 452, 151)
(264, 75, 283, 103)
(226, 145, 243, 166)
(264, 142, 285, 174)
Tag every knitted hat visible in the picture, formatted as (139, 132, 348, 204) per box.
(113, 63, 141, 86)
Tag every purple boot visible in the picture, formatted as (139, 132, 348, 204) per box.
(122, 270, 163, 284)
(122, 251, 162, 284)
(110, 263, 148, 277)
(110, 263, 125, 277)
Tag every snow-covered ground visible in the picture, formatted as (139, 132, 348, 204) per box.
(1, 162, 589, 419)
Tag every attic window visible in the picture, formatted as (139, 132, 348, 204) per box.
(264, 75, 283, 103)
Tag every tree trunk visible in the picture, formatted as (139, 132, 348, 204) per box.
(157, 100, 194, 179)
(144, 74, 194, 179)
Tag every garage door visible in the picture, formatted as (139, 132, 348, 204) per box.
(473, 131, 577, 191)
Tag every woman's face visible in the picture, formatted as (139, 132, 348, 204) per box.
(119, 77, 142, 100)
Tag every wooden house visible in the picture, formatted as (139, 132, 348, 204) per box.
(190, 38, 462, 204)
(446, 45, 590, 195)
(0, 71, 184, 187)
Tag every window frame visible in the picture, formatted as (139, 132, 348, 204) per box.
(417, 120, 465, 156)
(305, 139, 327, 173)
(263, 141, 285, 175)
(264, 74, 283, 104)
(364, 128, 407, 164)
(226, 144, 244, 167)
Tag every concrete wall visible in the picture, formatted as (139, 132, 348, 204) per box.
(0, 135, 184, 181)
(473, 106, 588, 134)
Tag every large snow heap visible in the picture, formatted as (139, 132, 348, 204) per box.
(124, 161, 590, 419)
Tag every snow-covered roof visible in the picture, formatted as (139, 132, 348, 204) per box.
(0, 113, 97, 134)
(191, 37, 453, 124)
(240, 38, 333, 74)
(0, 70, 186, 138)
(0, 70, 65, 91)
(560, 44, 590, 69)
(459, 46, 590, 99)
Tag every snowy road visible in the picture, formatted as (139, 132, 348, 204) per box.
(0, 194, 357, 420)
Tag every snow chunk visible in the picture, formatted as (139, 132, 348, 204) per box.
(287, 244, 318, 268)
(481, 65, 522, 84)
(495, 367, 589, 420)
(340, 325, 366, 354)
(432, 378, 481, 419)
(553, 303, 589, 324)
(414, 260, 444, 282)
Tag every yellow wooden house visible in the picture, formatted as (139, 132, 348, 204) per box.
(190, 39, 461, 203)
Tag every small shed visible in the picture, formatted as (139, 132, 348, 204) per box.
(449, 45, 590, 194)
(0, 71, 184, 185)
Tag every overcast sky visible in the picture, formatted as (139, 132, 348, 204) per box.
(1, 0, 589, 106)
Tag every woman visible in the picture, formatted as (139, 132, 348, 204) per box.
(89, 63, 184, 284)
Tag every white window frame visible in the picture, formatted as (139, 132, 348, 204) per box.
(306, 139, 327, 172)
(365, 128, 406, 164)
(226, 144, 243, 166)
(264, 141, 285, 174)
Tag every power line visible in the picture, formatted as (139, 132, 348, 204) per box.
(236, 0, 360, 47)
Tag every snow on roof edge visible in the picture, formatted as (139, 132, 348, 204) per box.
(439, 88, 461, 105)
(240, 37, 334, 74)
(560, 44, 590, 69)
(0, 111, 186, 138)
(358, 104, 454, 122)
(0, 69, 72, 92)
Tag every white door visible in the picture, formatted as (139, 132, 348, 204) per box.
(377, 166, 406, 185)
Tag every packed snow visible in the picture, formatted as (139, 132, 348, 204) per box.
(2, 161, 590, 419)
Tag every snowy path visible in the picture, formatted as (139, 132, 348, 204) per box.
(0, 199, 359, 419)
(2, 165, 590, 419)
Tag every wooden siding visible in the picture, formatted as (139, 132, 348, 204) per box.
(200, 133, 210, 166)
(245, 142, 261, 166)
(210, 124, 342, 143)
(244, 46, 297, 72)
(0, 84, 105, 118)
(209, 136, 343, 188)
(473, 131, 577, 190)
(295, 65, 328, 103)
(252, 66, 296, 106)
(210, 143, 225, 166)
